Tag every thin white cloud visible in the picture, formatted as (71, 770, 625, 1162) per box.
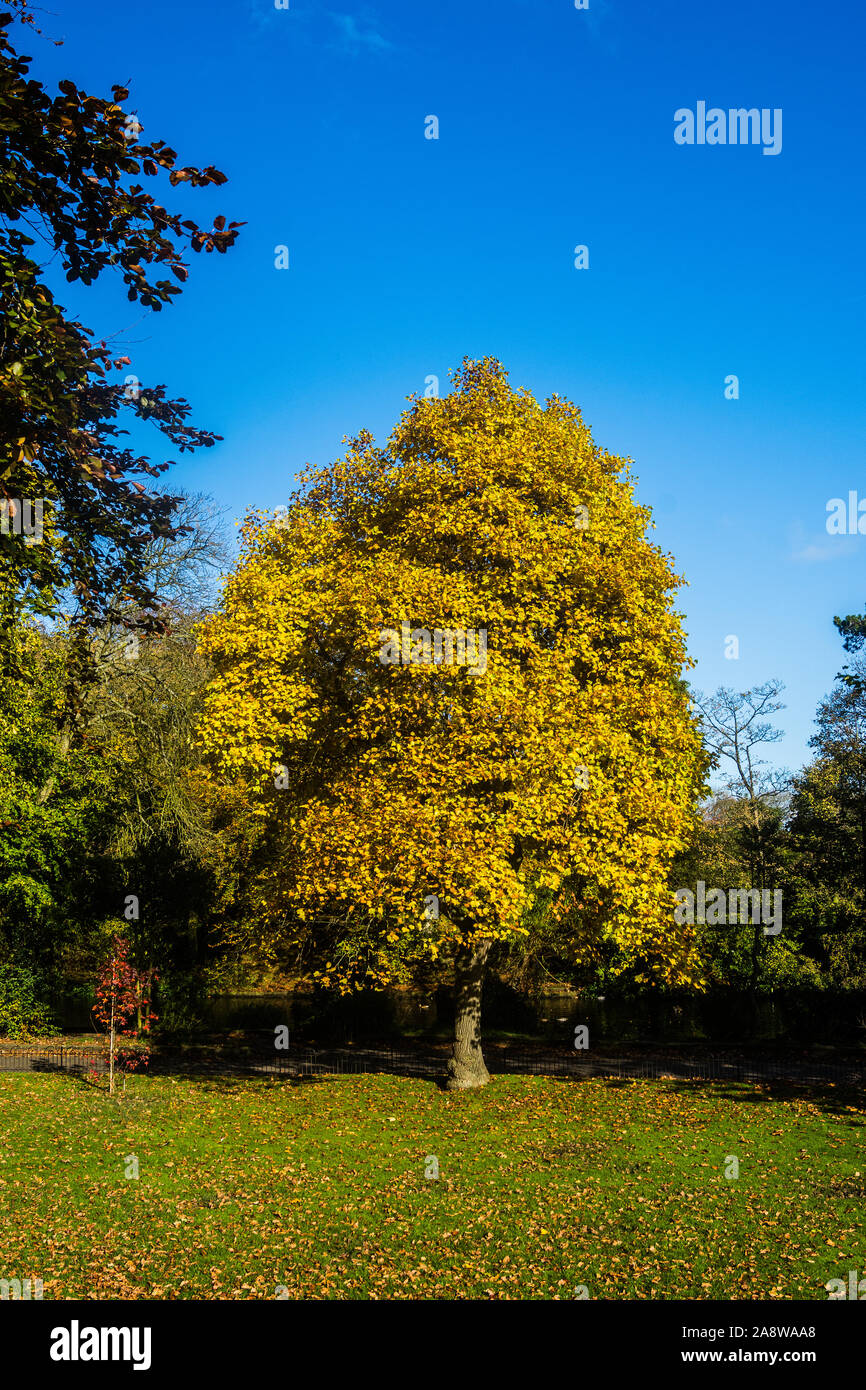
(792, 542, 843, 563)
(790, 522, 862, 563)
(246, 3, 394, 54)
(329, 10, 393, 53)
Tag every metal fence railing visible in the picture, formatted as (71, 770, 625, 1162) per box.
(0, 1043, 862, 1086)
(0, 1047, 107, 1074)
(207, 1045, 866, 1086)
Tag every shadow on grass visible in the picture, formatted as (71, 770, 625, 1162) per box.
(26, 1058, 107, 1090)
(188, 1072, 336, 1095)
(607, 1073, 866, 1123)
(516, 1068, 865, 1125)
(12, 1041, 866, 1116)
(117, 1067, 866, 1120)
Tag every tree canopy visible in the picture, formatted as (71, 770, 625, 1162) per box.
(197, 357, 707, 1083)
(0, 5, 242, 632)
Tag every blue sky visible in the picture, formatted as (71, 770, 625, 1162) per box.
(25, 0, 866, 773)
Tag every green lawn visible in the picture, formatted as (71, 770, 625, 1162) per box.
(0, 1071, 863, 1299)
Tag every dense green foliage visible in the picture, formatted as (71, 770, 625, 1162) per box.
(0, 962, 55, 1036)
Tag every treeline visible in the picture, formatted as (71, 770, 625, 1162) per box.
(517, 662, 866, 1009)
(1, 499, 865, 1036)
(0, 498, 265, 1035)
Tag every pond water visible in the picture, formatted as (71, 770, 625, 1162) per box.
(56, 983, 847, 1044)
(201, 988, 793, 1045)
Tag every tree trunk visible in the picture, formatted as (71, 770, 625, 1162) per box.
(109, 992, 116, 1098)
(445, 939, 492, 1091)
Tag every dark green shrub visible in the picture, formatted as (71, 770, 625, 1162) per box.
(0, 964, 58, 1038)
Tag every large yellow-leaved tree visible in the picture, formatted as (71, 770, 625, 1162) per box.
(197, 359, 705, 1087)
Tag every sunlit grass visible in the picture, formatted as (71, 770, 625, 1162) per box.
(0, 1072, 862, 1299)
